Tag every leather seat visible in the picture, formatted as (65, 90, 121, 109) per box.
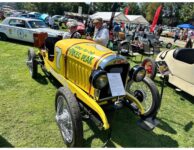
(173, 48, 194, 64)
(45, 36, 62, 57)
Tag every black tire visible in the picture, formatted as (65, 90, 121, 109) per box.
(26, 48, 37, 79)
(55, 87, 83, 147)
(126, 77, 161, 118)
(120, 42, 129, 55)
(0, 33, 8, 41)
(141, 58, 157, 80)
(166, 42, 172, 49)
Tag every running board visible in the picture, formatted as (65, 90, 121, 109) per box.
(137, 117, 160, 131)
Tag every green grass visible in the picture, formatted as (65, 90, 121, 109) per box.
(0, 40, 194, 147)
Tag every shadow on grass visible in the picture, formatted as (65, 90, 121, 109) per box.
(157, 118, 177, 134)
(33, 73, 48, 85)
(178, 92, 194, 104)
(46, 74, 62, 89)
(0, 136, 14, 148)
(184, 121, 193, 132)
(7, 39, 33, 47)
(83, 108, 178, 148)
(154, 78, 194, 104)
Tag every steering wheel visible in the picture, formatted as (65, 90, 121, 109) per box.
(70, 31, 82, 39)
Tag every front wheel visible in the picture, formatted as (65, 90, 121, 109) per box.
(55, 87, 83, 147)
(126, 77, 161, 118)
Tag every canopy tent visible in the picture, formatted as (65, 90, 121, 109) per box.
(177, 24, 194, 29)
(90, 12, 130, 23)
(126, 15, 149, 25)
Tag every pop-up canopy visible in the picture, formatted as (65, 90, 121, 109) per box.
(177, 24, 194, 29)
(90, 12, 130, 23)
(126, 15, 149, 25)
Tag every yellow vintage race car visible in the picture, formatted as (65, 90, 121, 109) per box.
(26, 32, 161, 147)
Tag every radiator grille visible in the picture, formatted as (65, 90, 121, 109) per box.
(66, 57, 91, 92)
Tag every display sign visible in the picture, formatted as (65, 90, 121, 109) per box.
(107, 73, 126, 97)
(156, 61, 170, 76)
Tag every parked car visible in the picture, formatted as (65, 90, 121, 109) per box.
(161, 28, 176, 38)
(142, 48, 194, 96)
(59, 16, 68, 23)
(26, 33, 161, 147)
(0, 17, 66, 43)
(28, 12, 41, 19)
(52, 15, 63, 22)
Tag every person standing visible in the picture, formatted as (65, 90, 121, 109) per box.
(113, 22, 121, 40)
(174, 28, 180, 43)
(48, 16, 54, 28)
(63, 21, 80, 38)
(86, 17, 109, 47)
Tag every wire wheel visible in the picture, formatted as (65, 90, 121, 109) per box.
(56, 95, 73, 143)
(55, 87, 83, 147)
(126, 77, 161, 118)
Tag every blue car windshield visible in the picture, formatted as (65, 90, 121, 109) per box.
(28, 20, 47, 28)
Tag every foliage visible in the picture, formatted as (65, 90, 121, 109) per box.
(144, 3, 162, 24)
(179, 3, 194, 23)
(15, 3, 89, 15)
(8, 2, 194, 26)
(162, 3, 182, 26)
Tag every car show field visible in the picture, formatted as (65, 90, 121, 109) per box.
(1, 2, 194, 148)
(0, 40, 194, 147)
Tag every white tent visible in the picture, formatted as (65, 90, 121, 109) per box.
(90, 12, 130, 23)
(126, 15, 149, 25)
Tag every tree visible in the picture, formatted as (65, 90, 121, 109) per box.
(179, 3, 194, 23)
(144, 3, 162, 24)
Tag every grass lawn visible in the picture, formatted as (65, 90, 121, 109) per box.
(0, 40, 194, 147)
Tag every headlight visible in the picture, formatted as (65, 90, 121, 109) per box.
(129, 65, 146, 82)
(90, 70, 108, 90)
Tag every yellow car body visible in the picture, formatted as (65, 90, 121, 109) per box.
(42, 39, 145, 130)
(26, 34, 162, 147)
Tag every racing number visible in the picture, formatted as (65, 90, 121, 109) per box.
(55, 47, 62, 69)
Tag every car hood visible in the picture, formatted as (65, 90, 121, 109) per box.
(33, 28, 66, 37)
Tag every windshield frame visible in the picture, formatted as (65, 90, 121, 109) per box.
(28, 20, 48, 29)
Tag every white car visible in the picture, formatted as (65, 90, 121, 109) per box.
(0, 17, 66, 43)
(52, 15, 63, 22)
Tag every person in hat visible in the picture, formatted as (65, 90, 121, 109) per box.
(63, 20, 81, 39)
(86, 17, 109, 47)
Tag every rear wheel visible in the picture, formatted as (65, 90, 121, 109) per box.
(126, 77, 161, 118)
(0, 33, 8, 41)
(55, 87, 83, 147)
(26, 48, 37, 79)
(141, 58, 157, 80)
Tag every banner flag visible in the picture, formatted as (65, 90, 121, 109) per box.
(150, 5, 162, 32)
